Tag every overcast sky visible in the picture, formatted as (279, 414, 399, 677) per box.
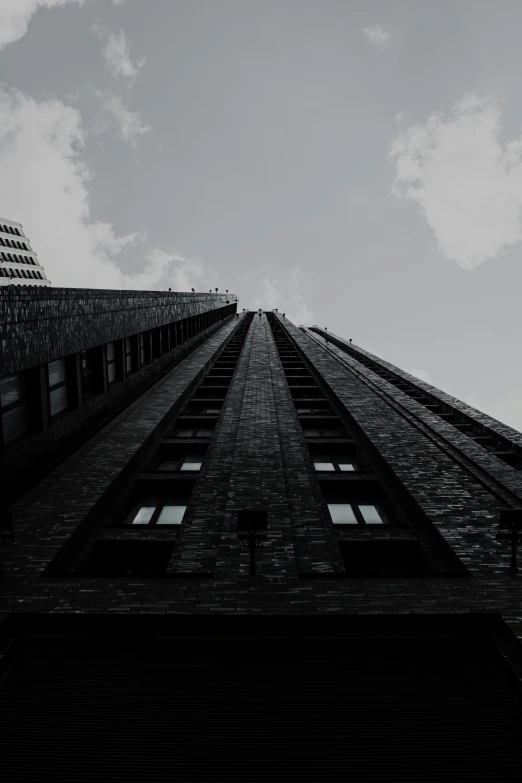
(2, 1, 522, 431)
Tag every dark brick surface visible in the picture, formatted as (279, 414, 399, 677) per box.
(1, 311, 522, 652)
(310, 327, 522, 501)
(0, 287, 237, 373)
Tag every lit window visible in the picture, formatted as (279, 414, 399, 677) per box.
(359, 504, 384, 524)
(328, 503, 358, 525)
(157, 506, 186, 525)
(314, 456, 335, 471)
(129, 502, 187, 526)
(180, 454, 203, 471)
(132, 506, 156, 524)
(327, 502, 385, 526)
(313, 455, 357, 472)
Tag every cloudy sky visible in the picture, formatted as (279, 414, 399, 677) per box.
(2, 1, 522, 431)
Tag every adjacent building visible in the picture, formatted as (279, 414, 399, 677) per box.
(1, 295, 522, 780)
(0, 217, 50, 286)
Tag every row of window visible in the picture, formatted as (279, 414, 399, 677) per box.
(113, 318, 252, 532)
(0, 224, 22, 238)
(269, 316, 388, 528)
(316, 330, 522, 472)
(1, 251, 35, 264)
(0, 238, 29, 252)
(0, 305, 235, 445)
(0, 267, 43, 280)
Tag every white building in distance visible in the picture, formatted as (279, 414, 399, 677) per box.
(0, 217, 50, 287)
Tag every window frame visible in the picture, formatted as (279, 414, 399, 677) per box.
(156, 453, 204, 472)
(174, 425, 215, 439)
(48, 358, 70, 419)
(313, 454, 359, 472)
(106, 341, 117, 385)
(125, 498, 188, 526)
(0, 371, 28, 443)
(327, 500, 387, 526)
(125, 335, 137, 374)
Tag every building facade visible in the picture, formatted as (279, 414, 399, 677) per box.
(0, 217, 50, 286)
(1, 301, 522, 780)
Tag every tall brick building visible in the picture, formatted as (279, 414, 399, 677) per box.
(1, 292, 522, 781)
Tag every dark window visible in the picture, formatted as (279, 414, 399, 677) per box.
(125, 336, 137, 374)
(175, 426, 214, 438)
(161, 325, 169, 354)
(303, 426, 346, 438)
(151, 328, 161, 360)
(48, 358, 70, 417)
(338, 539, 423, 575)
(106, 342, 116, 385)
(81, 347, 103, 400)
(86, 540, 174, 576)
(156, 454, 204, 472)
(0, 373, 28, 442)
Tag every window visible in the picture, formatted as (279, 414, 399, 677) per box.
(128, 500, 187, 525)
(313, 455, 357, 472)
(48, 358, 69, 417)
(303, 426, 346, 438)
(125, 336, 137, 374)
(139, 333, 146, 365)
(327, 502, 385, 525)
(151, 328, 161, 360)
(106, 342, 116, 384)
(156, 453, 204, 472)
(86, 540, 174, 576)
(338, 539, 423, 576)
(81, 347, 102, 400)
(0, 373, 28, 442)
(175, 426, 214, 438)
(180, 454, 203, 471)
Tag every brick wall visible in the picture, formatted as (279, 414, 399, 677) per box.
(1, 312, 522, 653)
(0, 287, 237, 374)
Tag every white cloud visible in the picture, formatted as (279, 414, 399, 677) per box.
(363, 25, 390, 48)
(112, 0, 127, 5)
(0, 85, 204, 291)
(393, 111, 404, 125)
(92, 22, 146, 84)
(91, 89, 150, 145)
(254, 266, 313, 325)
(256, 279, 282, 310)
(405, 367, 433, 385)
(0, 0, 84, 51)
(130, 248, 219, 292)
(389, 93, 522, 270)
